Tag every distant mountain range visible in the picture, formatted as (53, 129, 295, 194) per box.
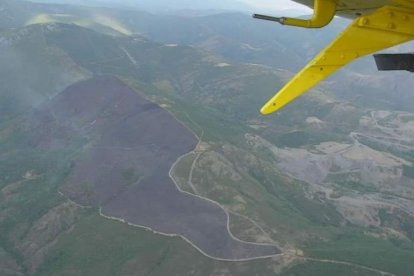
(5, 0, 414, 112)
(27, 0, 312, 15)
(28, 0, 253, 12)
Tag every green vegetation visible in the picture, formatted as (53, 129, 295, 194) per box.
(0, 25, 88, 123)
(37, 213, 279, 276)
(358, 135, 414, 163)
(399, 114, 414, 123)
(170, 153, 197, 193)
(275, 130, 338, 148)
(403, 165, 414, 179)
(326, 173, 378, 194)
(282, 261, 381, 276)
(379, 209, 414, 241)
(0, 146, 72, 272)
(37, 212, 186, 276)
(304, 233, 414, 276)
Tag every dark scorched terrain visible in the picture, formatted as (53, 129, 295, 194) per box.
(28, 76, 280, 260)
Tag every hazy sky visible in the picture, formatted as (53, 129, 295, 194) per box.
(240, 0, 311, 11)
(30, 0, 312, 14)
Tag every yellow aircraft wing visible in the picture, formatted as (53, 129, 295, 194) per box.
(254, 0, 414, 115)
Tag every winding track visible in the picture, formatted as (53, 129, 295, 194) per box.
(52, 76, 281, 261)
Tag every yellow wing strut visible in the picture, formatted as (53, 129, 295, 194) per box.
(261, 6, 414, 115)
(254, 0, 336, 28)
